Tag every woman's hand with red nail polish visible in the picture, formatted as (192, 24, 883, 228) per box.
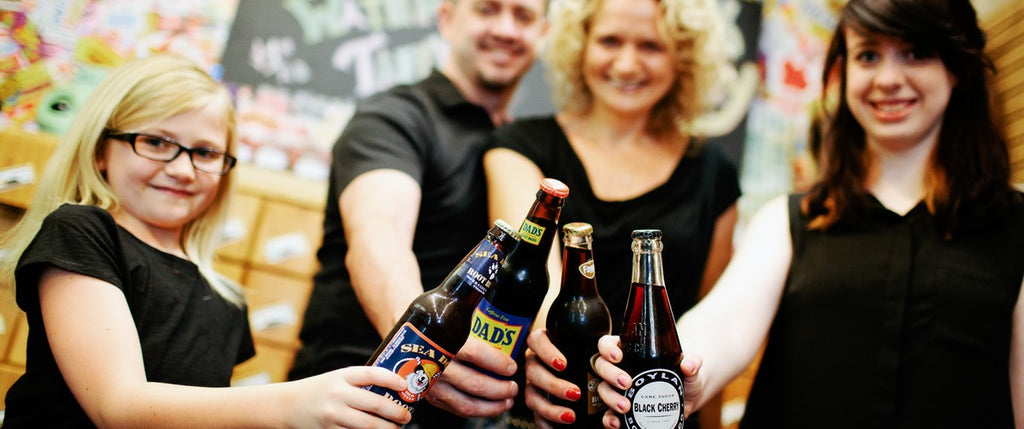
(523, 329, 581, 426)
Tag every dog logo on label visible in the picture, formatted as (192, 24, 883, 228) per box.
(395, 357, 441, 403)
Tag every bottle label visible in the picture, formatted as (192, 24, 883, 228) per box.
(518, 219, 546, 245)
(459, 239, 505, 294)
(623, 368, 684, 429)
(587, 354, 608, 414)
(579, 259, 595, 279)
(366, 323, 454, 412)
(470, 299, 532, 358)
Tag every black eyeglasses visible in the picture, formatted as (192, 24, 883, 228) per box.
(105, 131, 237, 175)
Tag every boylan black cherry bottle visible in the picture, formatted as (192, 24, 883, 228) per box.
(365, 219, 518, 416)
(619, 229, 685, 429)
(545, 222, 611, 427)
(470, 178, 569, 427)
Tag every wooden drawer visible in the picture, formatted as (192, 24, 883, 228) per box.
(0, 129, 58, 209)
(0, 294, 22, 361)
(5, 313, 28, 367)
(249, 201, 323, 277)
(0, 363, 25, 409)
(242, 269, 313, 350)
(216, 192, 263, 264)
(231, 339, 297, 385)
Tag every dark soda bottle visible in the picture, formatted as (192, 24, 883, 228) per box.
(619, 229, 684, 429)
(545, 222, 611, 427)
(365, 219, 519, 415)
(470, 178, 569, 428)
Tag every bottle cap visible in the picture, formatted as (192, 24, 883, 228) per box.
(494, 218, 519, 239)
(631, 229, 663, 240)
(539, 178, 570, 198)
(563, 222, 593, 237)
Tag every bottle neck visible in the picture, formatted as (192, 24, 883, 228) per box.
(631, 238, 665, 287)
(559, 240, 597, 295)
(443, 223, 517, 297)
(509, 191, 564, 262)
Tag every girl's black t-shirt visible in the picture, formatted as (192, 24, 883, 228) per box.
(5, 204, 254, 428)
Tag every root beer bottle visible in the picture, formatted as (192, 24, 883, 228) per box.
(471, 178, 568, 362)
(471, 178, 568, 428)
(619, 229, 685, 429)
(365, 219, 518, 415)
(545, 222, 611, 427)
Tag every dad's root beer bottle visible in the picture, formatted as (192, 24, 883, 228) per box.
(471, 179, 568, 360)
(365, 220, 518, 415)
(619, 229, 685, 429)
(471, 178, 568, 427)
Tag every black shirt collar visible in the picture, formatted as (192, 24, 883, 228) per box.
(421, 69, 478, 111)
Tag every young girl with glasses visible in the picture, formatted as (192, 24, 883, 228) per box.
(0, 54, 411, 428)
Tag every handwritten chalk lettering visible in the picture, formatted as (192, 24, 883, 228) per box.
(332, 33, 441, 97)
(358, 0, 441, 30)
(331, 32, 389, 97)
(249, 37, 312, 85)
(371, 39, 438, 93)
(284, 0, 369, 45)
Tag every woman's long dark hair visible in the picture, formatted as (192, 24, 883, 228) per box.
(804, 0, 1014, 235)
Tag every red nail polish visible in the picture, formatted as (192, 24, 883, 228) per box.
(566, 387, 581, 401)
(560, 411, 575, 423)
(552, 358, 567, 371)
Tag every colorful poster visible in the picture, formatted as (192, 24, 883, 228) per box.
(0, 0, 238, 134)
(738, 0, 844, 223)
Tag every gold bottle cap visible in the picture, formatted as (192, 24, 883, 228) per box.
(562, 222, 593, 237)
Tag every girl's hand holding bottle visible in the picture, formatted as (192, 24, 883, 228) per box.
(592, 335, 705, 429)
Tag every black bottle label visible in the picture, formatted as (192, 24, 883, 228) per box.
(586, 359, 607, 414)
(623, 368, 684, 429)
(366, 323, 454, 412)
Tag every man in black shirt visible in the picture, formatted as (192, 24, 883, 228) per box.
(289, 0, 548, 425)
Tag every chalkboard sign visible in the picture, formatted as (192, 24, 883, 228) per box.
(220, 0, 465, 178)
(223, 0, 447, 100)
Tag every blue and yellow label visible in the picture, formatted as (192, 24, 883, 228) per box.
(366, 323, 454, 413)
(470, 299, 532, 358)
(518, 220, 545, 245)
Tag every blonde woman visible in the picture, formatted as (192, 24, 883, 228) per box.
(0, 55, 410, 428)
(483, 0, 738, 426)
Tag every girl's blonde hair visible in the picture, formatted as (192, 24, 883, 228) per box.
(544, 0, 734, 138)
(0, 54, 243, 306)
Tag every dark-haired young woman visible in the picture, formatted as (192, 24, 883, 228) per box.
(589, 0, 1024, 427)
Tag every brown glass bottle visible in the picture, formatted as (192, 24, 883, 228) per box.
(545, 222, 611, 427)
(471, 178, 568, 428)
(470, 178, 568, 362)
(618, 229, 685, 429)
(365, 219, 518, 416)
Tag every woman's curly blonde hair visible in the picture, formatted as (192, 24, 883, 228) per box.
(544, 0, 735, 138)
